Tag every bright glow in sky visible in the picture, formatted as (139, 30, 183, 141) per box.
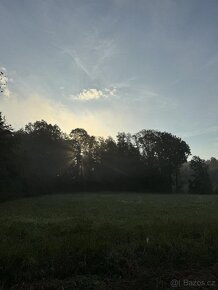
(0, 0, 218, 159)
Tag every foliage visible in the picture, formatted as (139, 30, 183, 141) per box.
(14, 121, 68, 195)
(2, 111, 218, 199)
(207, 157, 218, 193)
(0, 71, 7, 93)
(189, 156, 213, 194)
(0, 113, 16, 196)
(133, 130, 191, 192)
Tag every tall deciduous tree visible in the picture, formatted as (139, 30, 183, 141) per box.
(207, 157, 218, 193)
(16, 120, 67, 193)
(69, 128, 96, 183)
(134, 130, 191, 192)
(189, 156, 213, 194)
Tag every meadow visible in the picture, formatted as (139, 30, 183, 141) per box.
(0, 193, 218, 289)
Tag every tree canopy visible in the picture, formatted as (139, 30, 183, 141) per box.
(0, 111, 216, 199)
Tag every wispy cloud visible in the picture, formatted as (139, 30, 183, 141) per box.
(92, 38, 118, 77)
(52, 44, 93, 80)
(180, 125, 218, 139)
(52, 29, 118, 84)
(73, 52, 92, 79)
(71, 87, 116, 101)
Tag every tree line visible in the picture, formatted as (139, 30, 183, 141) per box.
(1, 111, 217, 200)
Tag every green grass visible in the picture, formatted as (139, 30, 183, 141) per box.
(0, 193, 218, 289)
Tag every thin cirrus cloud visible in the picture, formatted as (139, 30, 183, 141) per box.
(71, 87, 116, 101)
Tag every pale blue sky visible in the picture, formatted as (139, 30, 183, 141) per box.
(0, 0, 218, 159)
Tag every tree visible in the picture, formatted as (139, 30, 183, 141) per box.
(0, 112, 12, 137)
(0, 113, 15, 194)
(133, 130, 191, 192)
(157, 131, 191, 191)
(116, 132, 142, 190)
(69, 128, 97, 186)
(94, 136, 119, 189)
(189, 156, 212, 194)
(16, 120, 67, 193)
(207, 157, 218, 193)
(25, 120, 63, 141)
(0, 110, 196, 196)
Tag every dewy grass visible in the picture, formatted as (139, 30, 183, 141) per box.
(0, 193, 217, 288)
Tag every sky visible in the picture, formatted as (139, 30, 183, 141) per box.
(0, 0, 218, 159)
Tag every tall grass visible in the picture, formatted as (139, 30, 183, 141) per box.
(0, 193, 217, 289)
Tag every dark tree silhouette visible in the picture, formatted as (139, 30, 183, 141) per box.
(133, 130, 191, 192)
(15, 120, 67, 194)
(1, 111, 216, 199)
(189, 156, 212, 194)
(69, 128, 96, 185)
(0, 113, 15, 195)
(207, 158, 218, 193)
(116, 132, 142, 190)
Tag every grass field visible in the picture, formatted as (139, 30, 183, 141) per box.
(0, 193, 218, 289)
